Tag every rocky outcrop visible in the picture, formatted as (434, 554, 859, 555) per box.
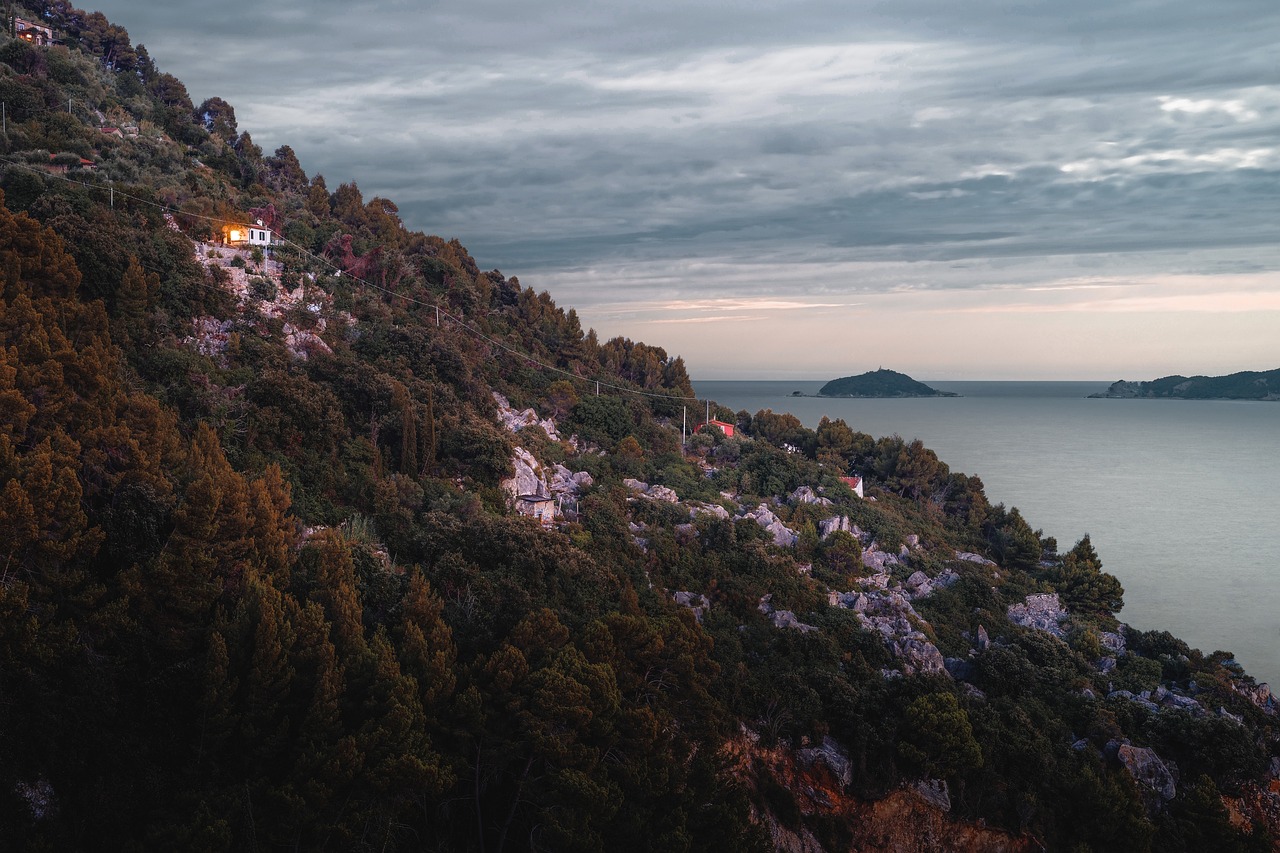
(760, 594, 818, 633)
(903, 569, 959, 600)
(1007, 593, 1069, 638)
(1233, 681, 1278, 715)
(831, 588, 947, 677)
(954, 551, 996, 567)
(789, 486, 832, 506)
(689, 502, 731, 520)
(861, 546, 900, 573)
(548, 463, 592, 495)
(501, 447, 548, 499)
(744, 504, 799, 547)
(722, 733, 1036, 853)
(1116, 743, 1177, 804)
(673, 591, 710, 622)
(492, 392, 561, 440)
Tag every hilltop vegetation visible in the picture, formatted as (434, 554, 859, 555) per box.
(2, 7, 1279, 852)
(818, 368, 958, 398)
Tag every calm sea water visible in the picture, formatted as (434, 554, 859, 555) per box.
(695, 380, 1280, 685)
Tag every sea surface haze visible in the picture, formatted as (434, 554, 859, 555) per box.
(695, 380, 1280, 685)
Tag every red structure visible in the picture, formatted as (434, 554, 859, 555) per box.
(704, 419, 735, 438)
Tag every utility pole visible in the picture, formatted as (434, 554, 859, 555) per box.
(705, 399, 710, 426)
(109, 181, 113, 209)
(682, 406, 687, 451)
(595, 381, 599, 397)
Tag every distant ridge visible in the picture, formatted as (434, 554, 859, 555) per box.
(817, 368, 958, 398)
(1089, 368, 1280, 400)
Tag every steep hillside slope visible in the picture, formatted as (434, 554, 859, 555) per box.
(2, 7, 1278, 852)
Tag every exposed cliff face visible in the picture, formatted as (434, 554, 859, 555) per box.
(723, 733, 1039, 853)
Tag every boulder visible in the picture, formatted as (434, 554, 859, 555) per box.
(673, 591, 710, 622)
(646, 484, 680, 502)
(862, 549, 899, 572)
(955, 551, 997, 567)
(501, 447, 547, 499)
(745, 504, 798, 547)
(1117, 744, 1177, 802)
(789, 485, 832, 506)
(976, 625, 990, 651)
(1007, 593, 1069, 638)
(759, 594, 818, 633)
(819, 515, 852, 539)
(796, 736, 853, 788)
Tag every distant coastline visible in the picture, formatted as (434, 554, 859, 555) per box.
(1089, 368, 1280, 401)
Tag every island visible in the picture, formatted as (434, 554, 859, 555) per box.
(817, 368, 959, 398)
(1089, 367, 1280, 400)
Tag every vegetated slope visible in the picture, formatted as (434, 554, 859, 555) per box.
(2, 9, 1279, 852)
(1090, 368, 1280, 400)
(818, 368, 958, 397)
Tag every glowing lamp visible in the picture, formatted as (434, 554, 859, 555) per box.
(229, 229, 242, 242)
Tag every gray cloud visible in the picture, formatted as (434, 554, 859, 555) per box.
(89, 0, 1280, 375)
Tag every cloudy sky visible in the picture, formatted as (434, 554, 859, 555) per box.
(92, 0, 1280, 379)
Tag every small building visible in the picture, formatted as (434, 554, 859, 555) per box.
(14, 17, 54, 46)
(222, 219, 274, 247)
(840, 475, 864, 499)
(516, 493, 557, 526)
(704, 419, 736, 438)
(100, 126, 124, 139)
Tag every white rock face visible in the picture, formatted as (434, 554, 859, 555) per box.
(789, 485, 832, 506)
(502, 447, 547, 499)
(819, 515, 852, 540)
(955, 551, 997, 566)
(830, 587, 948, 677)
(1007, 593, 1069, 638)
(689, 502, 730, 520)
(1117, 744, 1177, 802)
(673, 591, 711, 622)
(743, 504, 798, 547)
(796, 737, 853, 788)
(492, 392, 561, 440)
(759, 594, 818, 632)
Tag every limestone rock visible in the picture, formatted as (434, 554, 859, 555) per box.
(646, 484, 680, 502)
(690, 502, 730, 520)
(819, 515, 852, 539)
(912, 779, 951, 812)
(1118, 744, 1177, 802)
(789, 485, 832, 506)
(1007, 593, 1069, 638)
(673, 591, 710, 622)
(955, 551, 997, 567)
(745, 503, 799, 547)
(976, 625, 990, 651)
(862, 548, 900, 572)
(796, 736, 853, 788)
(759, 594, 818, 633)
(501, 447, 547, 499)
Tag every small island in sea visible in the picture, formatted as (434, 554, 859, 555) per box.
(1089, 367, 1280, 400)
(817, 368, 959, 398)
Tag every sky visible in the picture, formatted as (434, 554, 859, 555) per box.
(88, 0, 1280, 379)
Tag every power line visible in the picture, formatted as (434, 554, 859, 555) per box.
(0, 154, 702, 403)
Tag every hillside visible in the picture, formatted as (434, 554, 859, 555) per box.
(3, 7, 1279, 852)
(1090, 368, 1280, 400)
(818, 368, 958, 398)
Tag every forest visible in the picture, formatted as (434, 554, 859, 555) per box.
(2, 5, 1279, 851)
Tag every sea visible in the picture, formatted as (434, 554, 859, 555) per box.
(694, 380, 1280, 686)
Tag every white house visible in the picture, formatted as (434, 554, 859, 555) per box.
(222, 219, 274, 247)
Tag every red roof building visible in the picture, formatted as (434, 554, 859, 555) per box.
(704, 419, 735, 438)
(839, 475, 864, 498)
